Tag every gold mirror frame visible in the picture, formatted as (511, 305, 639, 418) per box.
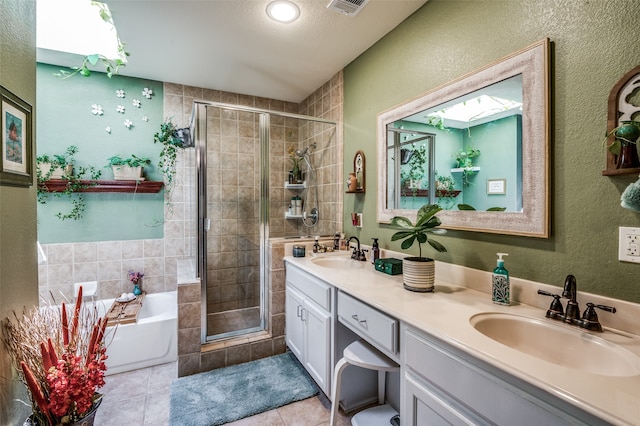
(377, 38, 550, 237)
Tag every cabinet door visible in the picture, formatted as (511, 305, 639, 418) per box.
(404, 372, 487, 426)
(285, 285, 305, 362)
(303, 299, 332, 395)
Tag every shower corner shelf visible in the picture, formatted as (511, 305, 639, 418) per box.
(285, 212, 304, 219)
(285, 181, 307, 189)
(39, 179, 164, 193)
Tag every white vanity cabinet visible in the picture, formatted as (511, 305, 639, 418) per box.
(285, 263, 333, 396)
(401, 324, 609, 426)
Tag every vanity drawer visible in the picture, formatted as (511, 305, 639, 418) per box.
(285, 264, 332, 311)
(338, 291, 398, 354)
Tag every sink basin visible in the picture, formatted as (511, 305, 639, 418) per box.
(311, 256, 366, 269)
(470, 313, 640, 377)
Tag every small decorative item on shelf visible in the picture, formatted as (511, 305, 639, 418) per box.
(347, 172, 357, 191)
(287, 145, 303, 184)
(4, 286, 109, 426)
(128, 270, 144, 296)
(605, 121, 640, 169)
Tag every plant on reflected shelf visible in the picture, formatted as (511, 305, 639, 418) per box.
(37, 146, 102, 221)
(454, 147, 480, 186)
(3, 286, 109, 425)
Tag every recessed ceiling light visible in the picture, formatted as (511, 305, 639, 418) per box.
(266, 1, 300, 23)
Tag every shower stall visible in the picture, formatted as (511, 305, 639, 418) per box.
(191, 101, 338, 342)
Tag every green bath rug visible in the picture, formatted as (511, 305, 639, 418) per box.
(169, 352, 319, 425)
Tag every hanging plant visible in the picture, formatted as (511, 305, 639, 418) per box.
(154, 118, 186, 212)
(54, 2, 130, 79)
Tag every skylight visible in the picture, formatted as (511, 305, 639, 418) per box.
(37, 0, 126, 62)
(426, 95, 522, 124)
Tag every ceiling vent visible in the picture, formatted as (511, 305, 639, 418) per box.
(326, 0, 370, 17)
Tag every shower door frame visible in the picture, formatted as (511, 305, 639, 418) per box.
(193, 100, 337, 344)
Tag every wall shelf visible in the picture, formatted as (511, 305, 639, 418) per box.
(603, 65, 640, 176)
(285, 181, 307, 189)
(285, 212, 304, 219)
(451, 167, 480, 173)
(38, 179, 164, 193)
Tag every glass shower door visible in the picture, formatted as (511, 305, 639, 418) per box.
(198, 104, 265, 340)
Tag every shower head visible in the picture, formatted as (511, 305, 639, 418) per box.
(295, 142, 317, 158)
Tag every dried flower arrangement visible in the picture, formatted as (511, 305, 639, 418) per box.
(3, 286, 109, 425)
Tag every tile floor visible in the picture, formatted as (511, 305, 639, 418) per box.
(94, 361, 352, 426)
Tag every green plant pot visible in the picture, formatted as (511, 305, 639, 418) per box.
(615, 121, 640, 143)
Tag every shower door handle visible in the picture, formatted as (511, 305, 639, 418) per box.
(204, 218, 211, 232)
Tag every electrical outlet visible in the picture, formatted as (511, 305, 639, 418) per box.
(619, 226, 640, 263)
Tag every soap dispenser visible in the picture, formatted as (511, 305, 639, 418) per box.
(371, 238, 380, 264)
(492, 253, 510, 305)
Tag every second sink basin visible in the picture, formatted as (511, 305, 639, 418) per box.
(470, 312, 640, 377)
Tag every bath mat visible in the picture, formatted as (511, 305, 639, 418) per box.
(169, 352, 319, 425)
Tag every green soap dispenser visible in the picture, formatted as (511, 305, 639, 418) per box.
(492, 253, 510, 305)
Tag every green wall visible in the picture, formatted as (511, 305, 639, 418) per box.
(0, 1, 38, 423)
(36, 63, 165, 243)
(343, 0, 640, 302)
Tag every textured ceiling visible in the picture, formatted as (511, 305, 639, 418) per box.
(37, 0, 427, 102)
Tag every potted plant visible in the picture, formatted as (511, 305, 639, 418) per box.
(454, 147, 480, 186)
(3, 286, 109, 425)
(107, 154, 151, 181)
(390, 204, 447, 292)
(37, 147, 102, 221)
(36, 145, 78, 181)
(605, 120, 640, 169)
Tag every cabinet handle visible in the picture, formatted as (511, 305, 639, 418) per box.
(359, 319, 368, 327)
(297, 305, 302, 318)
(352, 314, 359, 321)
(301, 308, 306, 321)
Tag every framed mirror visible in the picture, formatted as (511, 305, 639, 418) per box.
(377, 38, 550, 237)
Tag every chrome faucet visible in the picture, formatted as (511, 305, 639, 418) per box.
(538, 274, 616, 332)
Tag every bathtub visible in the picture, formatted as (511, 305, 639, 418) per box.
(98, 291, 178, 375)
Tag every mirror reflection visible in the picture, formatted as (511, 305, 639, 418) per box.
(377, 39, 549, 237)
(386, 75, 523, 213)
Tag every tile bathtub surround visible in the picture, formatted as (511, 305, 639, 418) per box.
(38, 239, 182, 303)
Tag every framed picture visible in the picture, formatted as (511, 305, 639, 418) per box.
(0, 86, 33, 187)
(487, 178, 506, 195)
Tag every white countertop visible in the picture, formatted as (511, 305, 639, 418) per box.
(284, 248, 640, 425)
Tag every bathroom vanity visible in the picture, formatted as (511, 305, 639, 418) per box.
(284, 248, 640, 425)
